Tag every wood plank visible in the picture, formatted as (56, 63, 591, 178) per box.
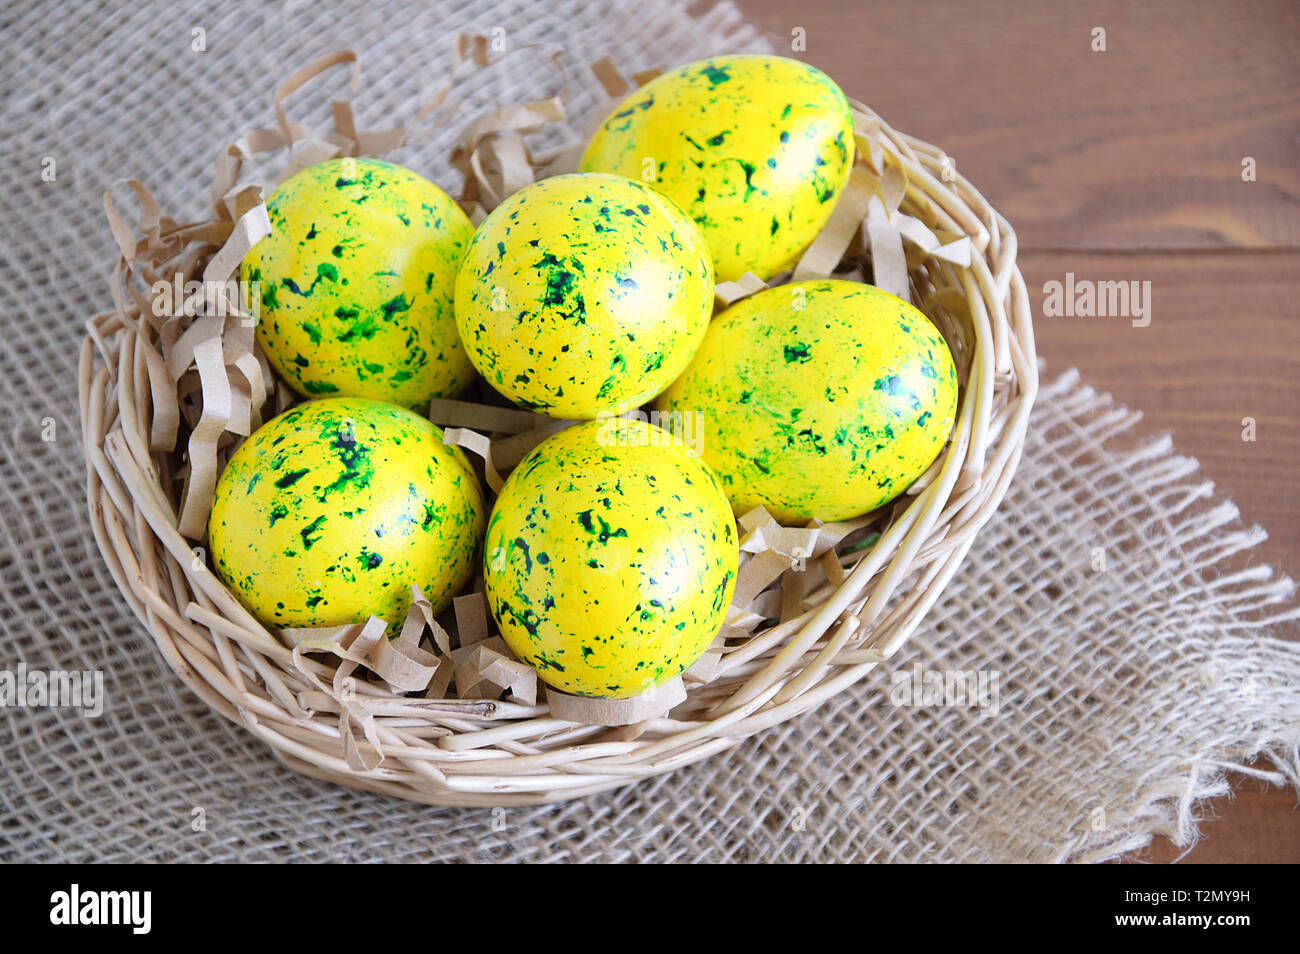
(1024, 249, 1300, 580)
(732, 0, 1300, 250)
(1030, 249, 1300, 862)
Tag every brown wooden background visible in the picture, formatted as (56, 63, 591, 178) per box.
(723, 0, 1300, 862)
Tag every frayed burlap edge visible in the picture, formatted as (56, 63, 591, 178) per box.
(1029, 368, 1300, 864)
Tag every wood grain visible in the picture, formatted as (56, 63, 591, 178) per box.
(1024, 249, 1300, 578)
(730, 0, 1300, 863)
(728, 0, 1300, 251)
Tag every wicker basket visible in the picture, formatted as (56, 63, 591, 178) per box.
(78, 50, 1037, 807)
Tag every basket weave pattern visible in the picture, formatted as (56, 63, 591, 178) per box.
(79, 79, 1037, 805)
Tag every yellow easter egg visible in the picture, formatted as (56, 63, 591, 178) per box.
(579, 55, 854, 283)
(484, 419, 737, 698)
(241, 157, 474, 409)
(655, 280, 958, 522)
(454, 173, 714, 419)
(209, 397, 485, 628)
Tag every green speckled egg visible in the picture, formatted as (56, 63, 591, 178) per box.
(484, 419, 737, 698)
(655, 280, 958, 522)
(208, 397, 485, 628)
(453, 173, 714, 419)
(579, 54, 854, 283)
(241, 158, 474, 409)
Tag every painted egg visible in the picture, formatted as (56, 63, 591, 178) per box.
(655, 280, 958, 522)
(453, 173, 714, 420)
(579, 54, 855, 283)
(484, 419, 738, 698)
(209, 397, 485, 628)
(241, 157, 474, 409)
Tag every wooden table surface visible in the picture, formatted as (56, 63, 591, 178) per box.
(730, 0, 1300, 862)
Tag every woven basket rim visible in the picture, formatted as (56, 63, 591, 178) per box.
(77, 59, 1039, 806)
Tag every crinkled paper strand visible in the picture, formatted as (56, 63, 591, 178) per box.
(369, 586, 446, 692)
(442, 426, 505, 493)
(287, 615, 390, 771)
(449, 45, 569, 221)
(453, 592, 491, 648)
(714, 270, 769, 307)
(452, 636, 537, 705)
(547, 677, 687, 726)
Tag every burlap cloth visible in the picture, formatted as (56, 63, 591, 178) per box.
(2, 0, 1297, 863)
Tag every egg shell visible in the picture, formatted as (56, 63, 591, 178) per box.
(241, 158, 474, 409)
(483, 418, 738, 698)
(209, 397, 485, 628)
(454, 173, 714, 419)
(579, 54, 855, 283)
(655, 280, 958, 522)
